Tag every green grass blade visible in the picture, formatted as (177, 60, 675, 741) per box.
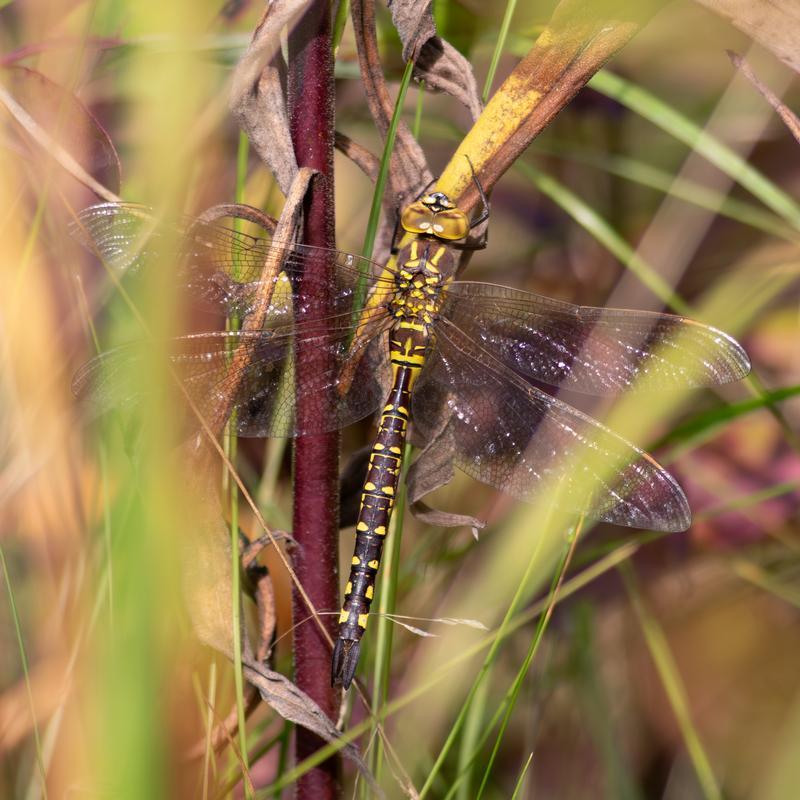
(369, 444, 412, 785)
(475, 521, 581, 799)
(619, 562, 722, 800)
(571, 604, 643, 800)
(353, 59, 414, 303)
(517, 160, 691, 314)
(332, 0, 350, 56)
(697, 481, 800, 520)
(588, 70, 800, 229)
(454, 674, 490, 800)
(349, 58, 414, 330)
(535, 144, 800, 243)
(482, 0, 520, 104)
(654, 383, 800, 453)
(227, 129, 251, 796)
(1, 544, 49, 800)
(201, 662, 217, 800)
(510, 753, 533, 800)
(419, 504, 563, 798)
(730, 558, 800, 609)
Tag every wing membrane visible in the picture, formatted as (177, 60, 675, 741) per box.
(73, 203, 396, 321)
(441, 282, 750, 394)
(74, 309, 393, 437)
(411, 318, 691, 531)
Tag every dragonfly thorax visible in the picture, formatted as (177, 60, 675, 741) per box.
(389, 239, 450, 327)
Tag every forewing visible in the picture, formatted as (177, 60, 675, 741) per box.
(441, 282, 750, 394)
(72, 203, 394, 321)
(73, 310, 393, 437)
(411, 318, 691, 531)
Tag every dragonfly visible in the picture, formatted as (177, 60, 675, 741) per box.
(72, 192, 750, 689)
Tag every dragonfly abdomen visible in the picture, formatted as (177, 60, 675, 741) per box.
(331, 325, 427, 688)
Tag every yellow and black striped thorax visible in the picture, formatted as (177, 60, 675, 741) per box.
(389, 237, 453, 340)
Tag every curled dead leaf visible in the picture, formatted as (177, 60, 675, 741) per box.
(407, 422, 486, 531)
(350, 0, 432, 205)
(242, 661, 382, 794)
(334, 130, 381, 183)
(0, 65, 121, 200)
(230, 0, 313, 194)
(388, 0, 483, 121)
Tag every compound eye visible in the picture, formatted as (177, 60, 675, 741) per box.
(432, 209, 469, 240)
(400, 202, 435, 234)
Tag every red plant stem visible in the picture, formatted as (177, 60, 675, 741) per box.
(288, 1, 340, 798)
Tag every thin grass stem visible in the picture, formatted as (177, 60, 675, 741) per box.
(352, 58, 415, 318)
(228, 129, 251, 796)
(475, 518, 583, 798)
(419, 503, 562, 798)
(1, 545, 49, 800)
(589, 70, 800, 229)
(482, 0, 519, 103)
(368, 443, 412, 787)
(619, 562, 722, 800)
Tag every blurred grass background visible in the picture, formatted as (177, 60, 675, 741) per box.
(1, 0, 799, 798)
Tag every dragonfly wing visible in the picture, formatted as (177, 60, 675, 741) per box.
(73, 203, 394, 321)
(441, 282, 750, 394)
(74, 311, 393, 437)
(72, 203, 165, 272)
(411, 318, 691, 532)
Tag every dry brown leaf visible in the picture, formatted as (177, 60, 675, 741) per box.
(0, 66, 121, 201)
(407, 423, 485, 531)
(696, 0, 800, 75)
(181, 449, 239, 657)
(242, 661, 381, 794)
(230, 0, 314, 194)
(334, 130, 381, 183)
(186, 534, 277, 760)
(351, 0, 432, 205)
(189, 551, 363, 775)
(388, 0, 483, 121)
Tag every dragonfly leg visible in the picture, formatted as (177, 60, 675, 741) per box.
(449, 155, 490, 251)
(465, 155, 490, 229)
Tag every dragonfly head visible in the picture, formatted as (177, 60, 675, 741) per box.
(400, 190, 470, 241)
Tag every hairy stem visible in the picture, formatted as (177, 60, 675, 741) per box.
(288, 1, 340, 798)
